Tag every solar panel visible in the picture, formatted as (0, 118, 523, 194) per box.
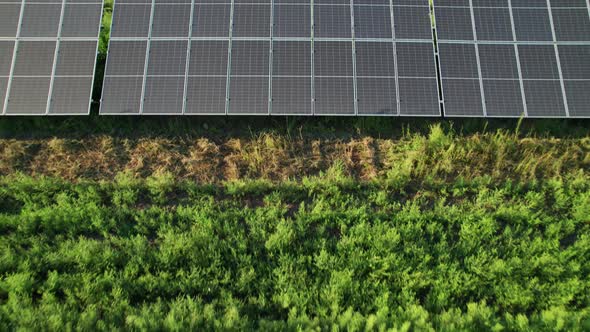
(272, 41, 312, 115)
(19, 4, 63, 38)
(228, 41, 270, 115)
(355, 42, 395, 115)
(102, 0, 441, 116)
(1, 0, 103, 116)
(152, 4, 191, 38)
(186, 40, 227, 114)
(552, 1, 590, 118)
(564, 80, 590, 118)
(433, 0, 590, 118)
(0, 4, 21, 37)
(274, 4, 311, 38)
(314, 41, 354, 115)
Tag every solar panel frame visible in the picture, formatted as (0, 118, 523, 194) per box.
(2, 0, 103, 116)
(272, 76, 313, 115)
(191, 4, 231, 38)
(353, 5, 392, 39)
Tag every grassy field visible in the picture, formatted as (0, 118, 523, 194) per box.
(1, 0, 590, 330)
(1, 120, 590, 330)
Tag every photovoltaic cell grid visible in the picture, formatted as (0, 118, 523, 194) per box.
(433, 0, 590, 118)
(0, 0, 104, 115)
(101, 0, 441, 116)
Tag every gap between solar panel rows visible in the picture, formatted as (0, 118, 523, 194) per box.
(0, 0, 104, 116)
(100, 0, 442, 116)
(434, 0, 590, 118)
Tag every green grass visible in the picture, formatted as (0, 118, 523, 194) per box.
(0, 169, 589, 330)
(0, 124, 589, 330)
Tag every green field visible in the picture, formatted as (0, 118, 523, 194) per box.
(1, 119, 590, 330)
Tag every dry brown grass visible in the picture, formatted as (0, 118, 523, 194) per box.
(0, 129, 588, 183)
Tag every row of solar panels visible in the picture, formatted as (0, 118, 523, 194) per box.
(1, 0, 589, 117)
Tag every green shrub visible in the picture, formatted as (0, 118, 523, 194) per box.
(0, 173, 588, 330)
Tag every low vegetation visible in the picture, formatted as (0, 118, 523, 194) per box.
(1, 123, 588, 183)
(0, 124, 589, 329)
